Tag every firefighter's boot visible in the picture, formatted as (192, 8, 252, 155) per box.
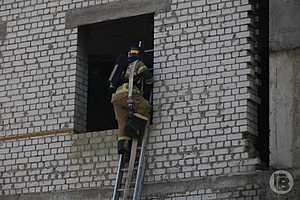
(117, 136, 132, 155)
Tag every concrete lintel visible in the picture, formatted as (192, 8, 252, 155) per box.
(65, 0, 170, 28)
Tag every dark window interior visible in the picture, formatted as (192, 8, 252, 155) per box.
(79, 14, 154, 132)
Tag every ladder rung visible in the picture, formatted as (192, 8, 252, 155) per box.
(120, 178, 137, 184)
(121, 167, 138, 172)
(117, 188, 133, 192)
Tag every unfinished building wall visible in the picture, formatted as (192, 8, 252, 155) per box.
(146, 0, 262, 181)
(0, 0, 79, 135)
(1, 0, 296, 199)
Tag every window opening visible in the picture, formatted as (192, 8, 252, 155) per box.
(78, 13, 154, 132)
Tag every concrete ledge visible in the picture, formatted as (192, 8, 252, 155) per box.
(2, 169, 299, 199)
(0, 188, 112, 200)
(65, 0, 171, 28)
(143, 171, 270, 196)
(144, 169, 300, 198)
(0, 128, 73, 141)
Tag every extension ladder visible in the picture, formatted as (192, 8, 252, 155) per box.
(112, 41, 154, 199)
(112, 122, 150, 200)
(112, 57, 151, 200)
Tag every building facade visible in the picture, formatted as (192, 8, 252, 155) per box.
(0, 0, 299, 199)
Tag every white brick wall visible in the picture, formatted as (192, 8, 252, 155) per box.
(0, 130, 119, 195)
(147, 0, 260, 182)
(0, 0, 263, 198)
(0, 0, 92, 135)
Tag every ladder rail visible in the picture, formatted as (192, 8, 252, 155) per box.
(112, 154, 125, 200)
(118, 59, 137, 200)
(112, 49, 152, 199)
(133, 90, 152, 200)
(122, 139, 138, 200)
(132, 120, 150, 200)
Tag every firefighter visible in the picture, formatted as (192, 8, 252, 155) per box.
(110, 45, 153, 155)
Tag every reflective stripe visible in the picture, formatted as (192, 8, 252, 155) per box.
(115, 83, 140, 95)
(145, 79, 154, 84)
(124, 61, 147, 79)
(137, 62, 147, 74)
(137, 65, 147, 74)
(118, 136, 131, 141)
(133, 113, 148, 121)
(130, 50, 139, 54)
